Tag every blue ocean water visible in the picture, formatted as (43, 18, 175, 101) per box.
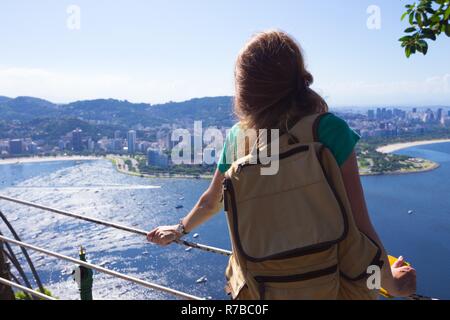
(363, 142, 450, 300)
(0, 143, 449, 300)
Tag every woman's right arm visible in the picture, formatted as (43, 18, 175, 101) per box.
(147, 169, 225, 246)
(181, 169, 225, 233)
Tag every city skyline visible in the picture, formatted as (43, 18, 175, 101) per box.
(2, 106, 448, 157)
(1, 1, 449, 107)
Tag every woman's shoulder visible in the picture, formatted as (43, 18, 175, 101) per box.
(226, 123, 242, 141)
(230, 122, 241, 133)
(319, 113, 350, 130)
(317, 113, 360, 166)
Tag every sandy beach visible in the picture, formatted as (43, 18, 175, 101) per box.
(0, 155, 101, 166)
(376, 139, 450, 154)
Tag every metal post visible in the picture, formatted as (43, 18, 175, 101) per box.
(74, 246, 93, 300)
(0, 240, 15, 300)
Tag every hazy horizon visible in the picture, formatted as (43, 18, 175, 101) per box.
(1, 93, 450, 110)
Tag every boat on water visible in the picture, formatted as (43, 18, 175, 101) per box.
(196, 276, 208, 284)
(175, 205, 184, 209)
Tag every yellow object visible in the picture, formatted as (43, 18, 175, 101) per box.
(379, 255, 411, 298)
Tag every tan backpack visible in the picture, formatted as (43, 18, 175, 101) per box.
(222, 113, 383, 300)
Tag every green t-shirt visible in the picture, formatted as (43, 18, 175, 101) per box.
(217, 113, 360, 173)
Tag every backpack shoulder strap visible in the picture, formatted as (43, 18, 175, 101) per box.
(289, 112, 331, 144)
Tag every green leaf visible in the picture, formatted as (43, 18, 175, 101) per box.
(445, 6, 450, 20)
(401, 11, 409, 21)
(422, 41, 429, 55)
(417, 40, 429, 54)
(405, 27, 417, 33)
(431, 14, 441, 23)
(399, 35, 413, 42)
(405, 46, 412, 58)
(418, 39, 427, 47)
(409, 12, 415, 24)
(422, 13, 430, 26)
(416, 12, 423, 26)
(446, 24, 450, 37)
(416, 45, 423, 53)
(425, 7, 436, 14)
(421, 28, 437, 40)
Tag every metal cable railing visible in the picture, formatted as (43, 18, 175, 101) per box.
(0, 194, 439, 301)
(0, 234, 203, 300)
(0, 195, 232, 257)
(0, 276, 56, 300)
(0, 194, 225, 300)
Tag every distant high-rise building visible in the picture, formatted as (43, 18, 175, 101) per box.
(448, 110, 450, 117)
(412, 108, 417, 113)
(386, 109, 393, 119)
(113, 131, 123, 151)
(376, 108, 382, 120)
(425, 109, 435, 123)
(72, 129, 83, 152)
(368, 110, 375, 120)
(113, 139, 123, 151)
(9, 139, 23, 155)
(87, 138, 95, 152)
(138, 141, 152, 153)
(127, 130, 137, 154)
(28, 142, 38, 154)
(58, 140, 68, 151)
(437, 108, 443, 122)
(393, 108, 406, 119)
(163, 133, 177, 151)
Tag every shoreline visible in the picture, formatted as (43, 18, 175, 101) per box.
(371, 138, 450, 176)
(107, 155, 214, 180)
(2, 138, 449, 179)
(360, 161, 440, 177)
(0, 155, 214, 180)
(0, 155, 102, 166)
(376, 139, 450, 154)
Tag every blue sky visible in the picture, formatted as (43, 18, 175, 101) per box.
(0, 0, 449, 107)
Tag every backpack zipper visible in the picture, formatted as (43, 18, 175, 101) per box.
(254, 264, 338, 300)
(222, 179, 230, 213)
(236, 145, 310, 174)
